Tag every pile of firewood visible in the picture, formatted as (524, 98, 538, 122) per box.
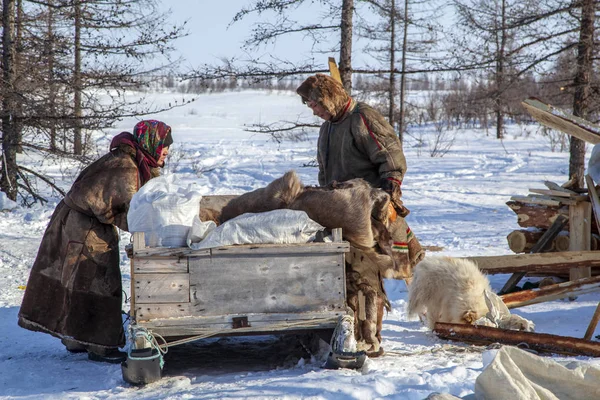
(505, 180, 599, 278)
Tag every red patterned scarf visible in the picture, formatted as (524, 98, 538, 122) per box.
(110, 120, 171, 184)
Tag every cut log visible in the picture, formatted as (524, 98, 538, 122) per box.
(467, 251, 600, 275)
(499, 215, 567, 294)
(506, 200, 598, 234)
(506, 229, 547, 253)
(500, 276, 600, 309)
(555, 232, 600, 252)
(434, 322, 600, 357)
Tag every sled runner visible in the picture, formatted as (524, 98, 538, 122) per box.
(122, 220, 364, 384)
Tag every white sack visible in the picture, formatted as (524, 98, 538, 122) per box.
(588, 143, 600, 184)
(191, 209, 324, 249)
(186, 214, 217, 247)
(475, 346, 600, 400)
(127, 174, 202, 247)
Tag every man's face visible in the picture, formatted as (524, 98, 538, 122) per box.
(306, 100, 332, 121)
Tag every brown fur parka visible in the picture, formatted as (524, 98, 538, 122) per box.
(18, 145, 159, 350)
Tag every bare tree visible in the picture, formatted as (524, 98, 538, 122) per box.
(0, 0, 189, 204)
(568, 0, 595, 189)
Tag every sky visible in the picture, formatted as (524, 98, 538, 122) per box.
(2, 89, 600, 399)
(162, 0, 455, 70)
(164, 0, 328, 69)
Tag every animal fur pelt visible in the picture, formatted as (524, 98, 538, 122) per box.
(289, 178, 394, 258)
(408, 256, 491, 329)
(219, 170, 304, 223)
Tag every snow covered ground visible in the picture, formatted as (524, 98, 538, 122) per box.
(1, 90, 600, 399)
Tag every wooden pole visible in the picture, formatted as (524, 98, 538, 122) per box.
(434, 322, 600, 357)
(500, 275, 600, 309)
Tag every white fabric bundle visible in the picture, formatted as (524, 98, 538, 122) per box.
(190, 209, 324, 249)
(128, 174, 202, 247)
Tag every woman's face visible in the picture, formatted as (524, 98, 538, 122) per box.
(307, 100, 332, 121)
(157, 146, 169, 166)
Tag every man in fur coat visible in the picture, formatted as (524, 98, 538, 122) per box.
(18, 120, 173, 363)
(297, 74, 425, 356)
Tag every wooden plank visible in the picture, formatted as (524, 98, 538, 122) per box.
(586, 175, 600, 237)
(139, 311, 341, 337)
(569, 201, 592, 280)
(208, 242, 350, 255)
(522, 98, 600, 144)
(132, 241, 349, 258)
(133, 257, 188, 274)
(510, 195, 561, 207)
(530, 188, 582, 198)
(135, 303, 195, 321)
(467, 251, 600, 274)
(189, 253, 346, 316)
(544, 180, 578, 194)
(434, 322, 600, 357)
(130, 232, 146, 314)
(501, 276, 600, 309)
(135, 273, 190, 304)
(328, 57, 342, 84)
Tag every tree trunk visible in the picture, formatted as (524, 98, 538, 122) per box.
(494, 0, 506, 140)
(388, 0, 396, 130)
(569, 0, 595, 189)
(47, 0, 57, 152)
(398, 0, 409, 142)
(1, 0, 18, 201)
(14, 0, 23, 154)
(73, 0, 83, 155)
(339, 0, 354, 94)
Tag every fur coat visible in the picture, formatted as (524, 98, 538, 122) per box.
(18, 145, 159, 349)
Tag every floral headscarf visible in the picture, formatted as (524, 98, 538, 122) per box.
(110, 120, 172, 185)
(133, 120, 172, 160)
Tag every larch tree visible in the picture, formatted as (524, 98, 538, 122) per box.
(0, 0, 189, 204)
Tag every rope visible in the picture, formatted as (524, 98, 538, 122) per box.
(136, 317, 339, 350)
(128, 326, 170, 369)
(384, 343, 492, 358)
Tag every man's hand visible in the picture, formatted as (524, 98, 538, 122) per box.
(380, 178, 409, 217)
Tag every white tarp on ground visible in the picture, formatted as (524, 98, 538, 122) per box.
(427, 346, 600, 400)
(474, 346, 600, 400)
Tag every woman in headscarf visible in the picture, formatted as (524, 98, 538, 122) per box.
(18, 120, 173, 363)
(297, 74, 425, 356)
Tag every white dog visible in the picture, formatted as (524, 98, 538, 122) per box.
(408, 256, 491, 329)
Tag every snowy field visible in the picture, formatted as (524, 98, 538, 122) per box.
(1, 90, 600, 399)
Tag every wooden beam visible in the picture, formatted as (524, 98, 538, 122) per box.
(569, 201, 592, 280)
(521, 98, 600, 144)
(586, 174, 600, 239)
(500, 276, 600, 309)
(467, 251, 600, 274)
(434, 322, 600, 357)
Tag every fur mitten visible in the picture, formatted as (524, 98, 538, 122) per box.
(380, 178, 409, 217)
